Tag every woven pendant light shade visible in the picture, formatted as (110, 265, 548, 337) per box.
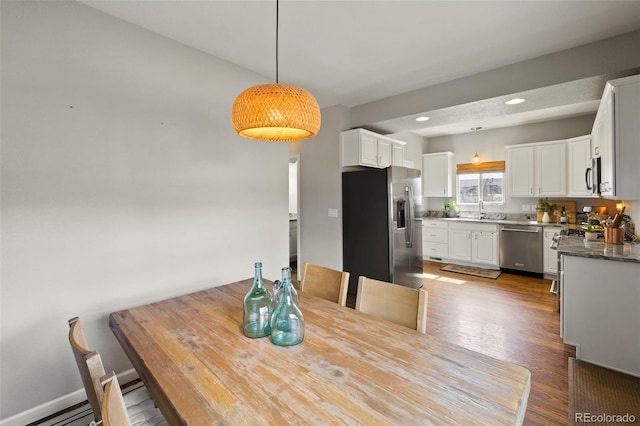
(231, 83, 321, 142)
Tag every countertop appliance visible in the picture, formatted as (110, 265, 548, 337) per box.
(499, 224, 543, 274)
(342, 166, 423, 294)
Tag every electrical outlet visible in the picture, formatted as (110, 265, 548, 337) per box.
(328, 208, 338, 218)
(522, 204, 529, 212)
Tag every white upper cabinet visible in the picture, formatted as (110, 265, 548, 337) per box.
(341, 128, 405, 169)
(567, 135, 595, 197)
(592, 91, 614, 196)
(536, 141, 566, 196)
(359, 132, 382, 166)
(591, 74, 640, 200)
(392, 143, 405, 167)
(422, 152, 454, 197)
(506, 141, 566, 197)
(506, 146, 534, 197)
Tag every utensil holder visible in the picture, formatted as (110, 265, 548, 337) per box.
(604, 227, 624, 245)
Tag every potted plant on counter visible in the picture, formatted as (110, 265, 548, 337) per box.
(537, 198, 557, 223)
(584, 224, 598, 241)
(444, 199, 458, 218)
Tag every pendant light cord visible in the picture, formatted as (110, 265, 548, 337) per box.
(276, 0, 279, 84)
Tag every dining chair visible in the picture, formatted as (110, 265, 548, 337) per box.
(101, 372, 131, 426)
(355, 277, 428, 334)
(299, 262, 350, 306)
(101, 371, 168, 426)
(68, 317, 165, 425)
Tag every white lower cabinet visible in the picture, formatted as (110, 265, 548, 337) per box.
(562, 255, 640, 376)
(473, 231, 499, 266)
(422, 220, 448, 260)
(448, 222, 499, 267)
(449, 228, 472, 261)
(543, 226, 562, 275)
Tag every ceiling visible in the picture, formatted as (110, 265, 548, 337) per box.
(81, 0, 640, 136)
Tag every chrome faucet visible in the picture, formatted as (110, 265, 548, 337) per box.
(478, 200, 485, 219)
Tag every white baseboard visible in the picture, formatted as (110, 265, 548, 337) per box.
(0, 369, 139, 426)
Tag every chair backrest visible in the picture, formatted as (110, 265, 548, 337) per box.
(355, 277, 428, 334)
(101, 372, 132, 426)
(68, 317, 106, 422)
(300, 262, 350, 306)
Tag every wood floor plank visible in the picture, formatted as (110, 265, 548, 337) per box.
(421, 261, 575, 425)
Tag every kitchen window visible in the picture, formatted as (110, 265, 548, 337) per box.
(456, 161, 505, 206)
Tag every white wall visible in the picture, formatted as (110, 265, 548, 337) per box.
(298, 105, 350, 271)
(1, 1, 289, 422)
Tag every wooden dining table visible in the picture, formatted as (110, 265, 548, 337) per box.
(109, 278, 530, 425)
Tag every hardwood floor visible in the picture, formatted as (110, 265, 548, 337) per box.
(421, 261, 575, 425)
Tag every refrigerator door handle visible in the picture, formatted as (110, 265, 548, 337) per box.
(406, 185, 414, 248)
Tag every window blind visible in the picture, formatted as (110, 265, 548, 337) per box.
(456, 160, 505, 174)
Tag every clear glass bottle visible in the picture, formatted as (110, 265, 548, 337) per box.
(270, 268, 304, 346)
(272, 267, 298, 309)
(243, 262, 272, 338)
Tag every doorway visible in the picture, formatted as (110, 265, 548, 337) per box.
(289, 156, 300, 282)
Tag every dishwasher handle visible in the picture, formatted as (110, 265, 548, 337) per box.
(501, 227, 541, 233)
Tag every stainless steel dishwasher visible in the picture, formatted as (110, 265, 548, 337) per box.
(499, 224, 543, 274)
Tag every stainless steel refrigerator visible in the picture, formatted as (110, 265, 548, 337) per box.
(342, 166, 423, 295)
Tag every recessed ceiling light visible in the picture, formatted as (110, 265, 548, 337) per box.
(415, 116, 430, 122)
(505, 98, 525, 105)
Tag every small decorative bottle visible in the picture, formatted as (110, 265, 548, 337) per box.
(243, 262, 272, 338)
(270, 268, 304, 346)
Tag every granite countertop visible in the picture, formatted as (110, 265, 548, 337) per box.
(424, 216, 567, 227)
(557, 235, 640, 264)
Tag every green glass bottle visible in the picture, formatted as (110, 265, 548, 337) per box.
(270, 267, 304, 346)
(243, 262, 272, 338)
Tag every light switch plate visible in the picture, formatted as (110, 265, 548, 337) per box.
(328, 208, 338, 218)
